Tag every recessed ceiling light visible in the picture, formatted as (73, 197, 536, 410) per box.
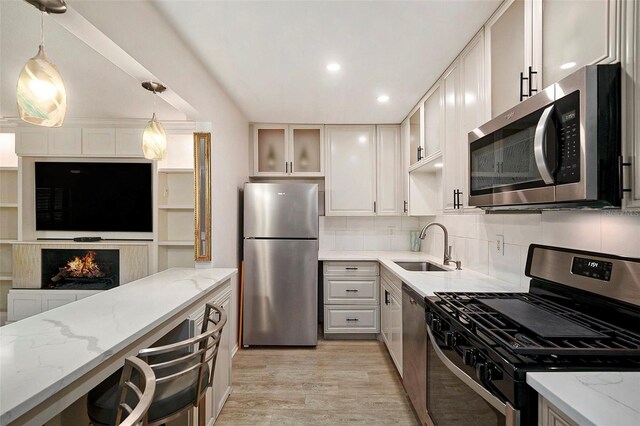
(377, 95, 390, 103)
(433, 163, 444, 168)
(326, 63, 341, 72)
(560, 62, 576, 70)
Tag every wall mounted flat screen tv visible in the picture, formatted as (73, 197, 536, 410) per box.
(35, 162, 153, 232)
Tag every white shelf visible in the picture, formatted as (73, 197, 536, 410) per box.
(0, 203, 18, 208)
(0, 275, 12, 281)
(158, 204, 194, 210)
(0, 240, 16, 244)
(157, 168, 194, 173)
(0, 167, 18, 171)
(158, 241, 195, 246)
(409, 151, 444, 174)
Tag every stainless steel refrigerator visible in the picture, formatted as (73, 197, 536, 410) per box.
(242, 183, 318, 346)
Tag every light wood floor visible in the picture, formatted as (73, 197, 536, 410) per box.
(216, 338, 419, 425)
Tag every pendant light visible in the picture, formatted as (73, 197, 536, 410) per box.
(141, 81, 167, 160)
(16, 0, 67, 127)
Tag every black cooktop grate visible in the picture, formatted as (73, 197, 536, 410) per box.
(434, 292, 640, 356)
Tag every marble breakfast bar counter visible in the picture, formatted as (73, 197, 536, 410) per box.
(0, 267, 237, 426)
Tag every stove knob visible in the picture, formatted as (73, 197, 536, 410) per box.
(430, 316, 442, 332)
(476, 362, 503, 382)
(445, 332, 457, 347)
(462, 348, 478, 366)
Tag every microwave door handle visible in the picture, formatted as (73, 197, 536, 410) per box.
(426, 327, 508, 415)
(534, 105, 556, 185)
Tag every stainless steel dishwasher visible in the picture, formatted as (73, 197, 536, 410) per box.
(402, 283, 428, 425)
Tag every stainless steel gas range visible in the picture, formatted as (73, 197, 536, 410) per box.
(424, 244, 640, 425)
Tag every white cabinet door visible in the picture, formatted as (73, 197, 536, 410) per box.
(82, 128, 116, 155)
(289, 125, 324, 176)
(253, 124, 288, 176)
(325, 125, 376, 216)
(408, 105, 423, 167)
(48, 128, 82, 155)
(400, 118, 410, 215)
(15, 128, 48, 156)
(115, 128, 144, 157)
(8, 291, 42, 321)
(423, 83, 443, 159)
(624, 0, 640, 208)
(389, 288, 403, 376)
(380, 280, 391, 346)
(539, 0, 620, 88)
(442, 60, 461, 211)
(486, 0, 535, 118)
(42, 293, 77, 311)
(211, 291, 232, 419)
(376, 125, 401, 216)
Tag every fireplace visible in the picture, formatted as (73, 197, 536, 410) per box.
(41, 249, 120, 290)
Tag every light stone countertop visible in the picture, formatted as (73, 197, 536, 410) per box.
(527, 372, 640, 426)
(319, 250, 527, 296)
(0, 267, 236, 425)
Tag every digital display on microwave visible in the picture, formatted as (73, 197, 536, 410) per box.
(562, 110, 577, 123)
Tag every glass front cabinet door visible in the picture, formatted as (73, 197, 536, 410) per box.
(252, 124, 323, 176)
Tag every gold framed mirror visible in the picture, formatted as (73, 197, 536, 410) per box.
(194, 132, 211, 261)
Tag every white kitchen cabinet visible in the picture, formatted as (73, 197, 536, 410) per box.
(325, 125, 377, 215)
(444, 30, 486, 211)
(400, 117, 410, 214)
(485, 0, 536, 118)
(408, 105, 423, 168)
(252, 124, 323, 176)
(538, 395, 578, 426)
(423, 82, 443, 161)
(115, 128, 145, 157)
(7, 289, 102, 321)
(442, 60, 461, 212)
(376, 125, 402, 215)
(623, 0, 640, 208)
(189, 284, 233, 425)
(539, 0, 621, 88)
(323, 261, 380, 336)
(15, 128, 48, 155)
(82, 128, 116, 156)
(380, 267, 402, 376)
(49, 128, 82, 155)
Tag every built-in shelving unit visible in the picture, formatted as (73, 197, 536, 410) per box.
(156, 141, 195, 271)
(0, 134, 18, 321)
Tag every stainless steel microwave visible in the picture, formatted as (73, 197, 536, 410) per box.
(468, 63, 621, 210)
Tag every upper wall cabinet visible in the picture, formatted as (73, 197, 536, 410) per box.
(325, 125, 377, 216)
(539, 0, 621, 88)
(485, 0, 532, 118)
(251, 124, 324, 177)
(408, 105, 423, 168)
(15, 126, 145, 157)
(325, 125, 401, 216)
(486, 0, 622, 118)
(623, 0, 639, 209)
(408, 84, 443, 171)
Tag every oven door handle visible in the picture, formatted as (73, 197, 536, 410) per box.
(534, 104, 556, 185)
(427, 327, 514, 417)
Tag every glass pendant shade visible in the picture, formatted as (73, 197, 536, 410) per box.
(142, 113, 167, 160)
(17, 45, 67, 127)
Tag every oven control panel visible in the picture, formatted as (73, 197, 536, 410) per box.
(571, 256, 613, 281)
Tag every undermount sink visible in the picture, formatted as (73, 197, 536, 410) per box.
(394, 261, 448, 272)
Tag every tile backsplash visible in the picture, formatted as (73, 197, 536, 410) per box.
(320, 216, 422, 251)
(420, 210, 640, 288)
(320, 211, 640, 289)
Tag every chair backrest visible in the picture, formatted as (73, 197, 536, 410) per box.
(137, 303, 227, 406)
(114, 356, 156, 426)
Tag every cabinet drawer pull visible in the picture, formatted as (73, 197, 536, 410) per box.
(345, 318, 359, 322)
(345, 289, 359, 293)
(345, 267, 358, 270)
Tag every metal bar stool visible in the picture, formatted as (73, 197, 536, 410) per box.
(115, 356, 156, 426)
(88, 303, 227, 426)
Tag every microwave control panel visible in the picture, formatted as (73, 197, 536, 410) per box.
(556, 91, 581, 184)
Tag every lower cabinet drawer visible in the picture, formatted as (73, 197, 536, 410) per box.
(324, 277, 379, 304)
(324, 305, 380, 333)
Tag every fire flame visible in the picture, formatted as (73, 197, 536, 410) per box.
(62, 251, 105, 278)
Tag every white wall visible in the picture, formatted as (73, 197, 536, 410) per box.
(320, 216, 422, 251)
(420, 211, 640, 288)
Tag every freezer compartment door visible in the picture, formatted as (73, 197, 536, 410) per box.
(243, 239, 318, 346)
(244, 183, 318, 238)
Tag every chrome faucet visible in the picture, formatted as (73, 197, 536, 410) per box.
(418, 222, 452, 266)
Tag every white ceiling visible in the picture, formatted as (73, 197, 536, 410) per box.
(1, 0, 502, 125)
